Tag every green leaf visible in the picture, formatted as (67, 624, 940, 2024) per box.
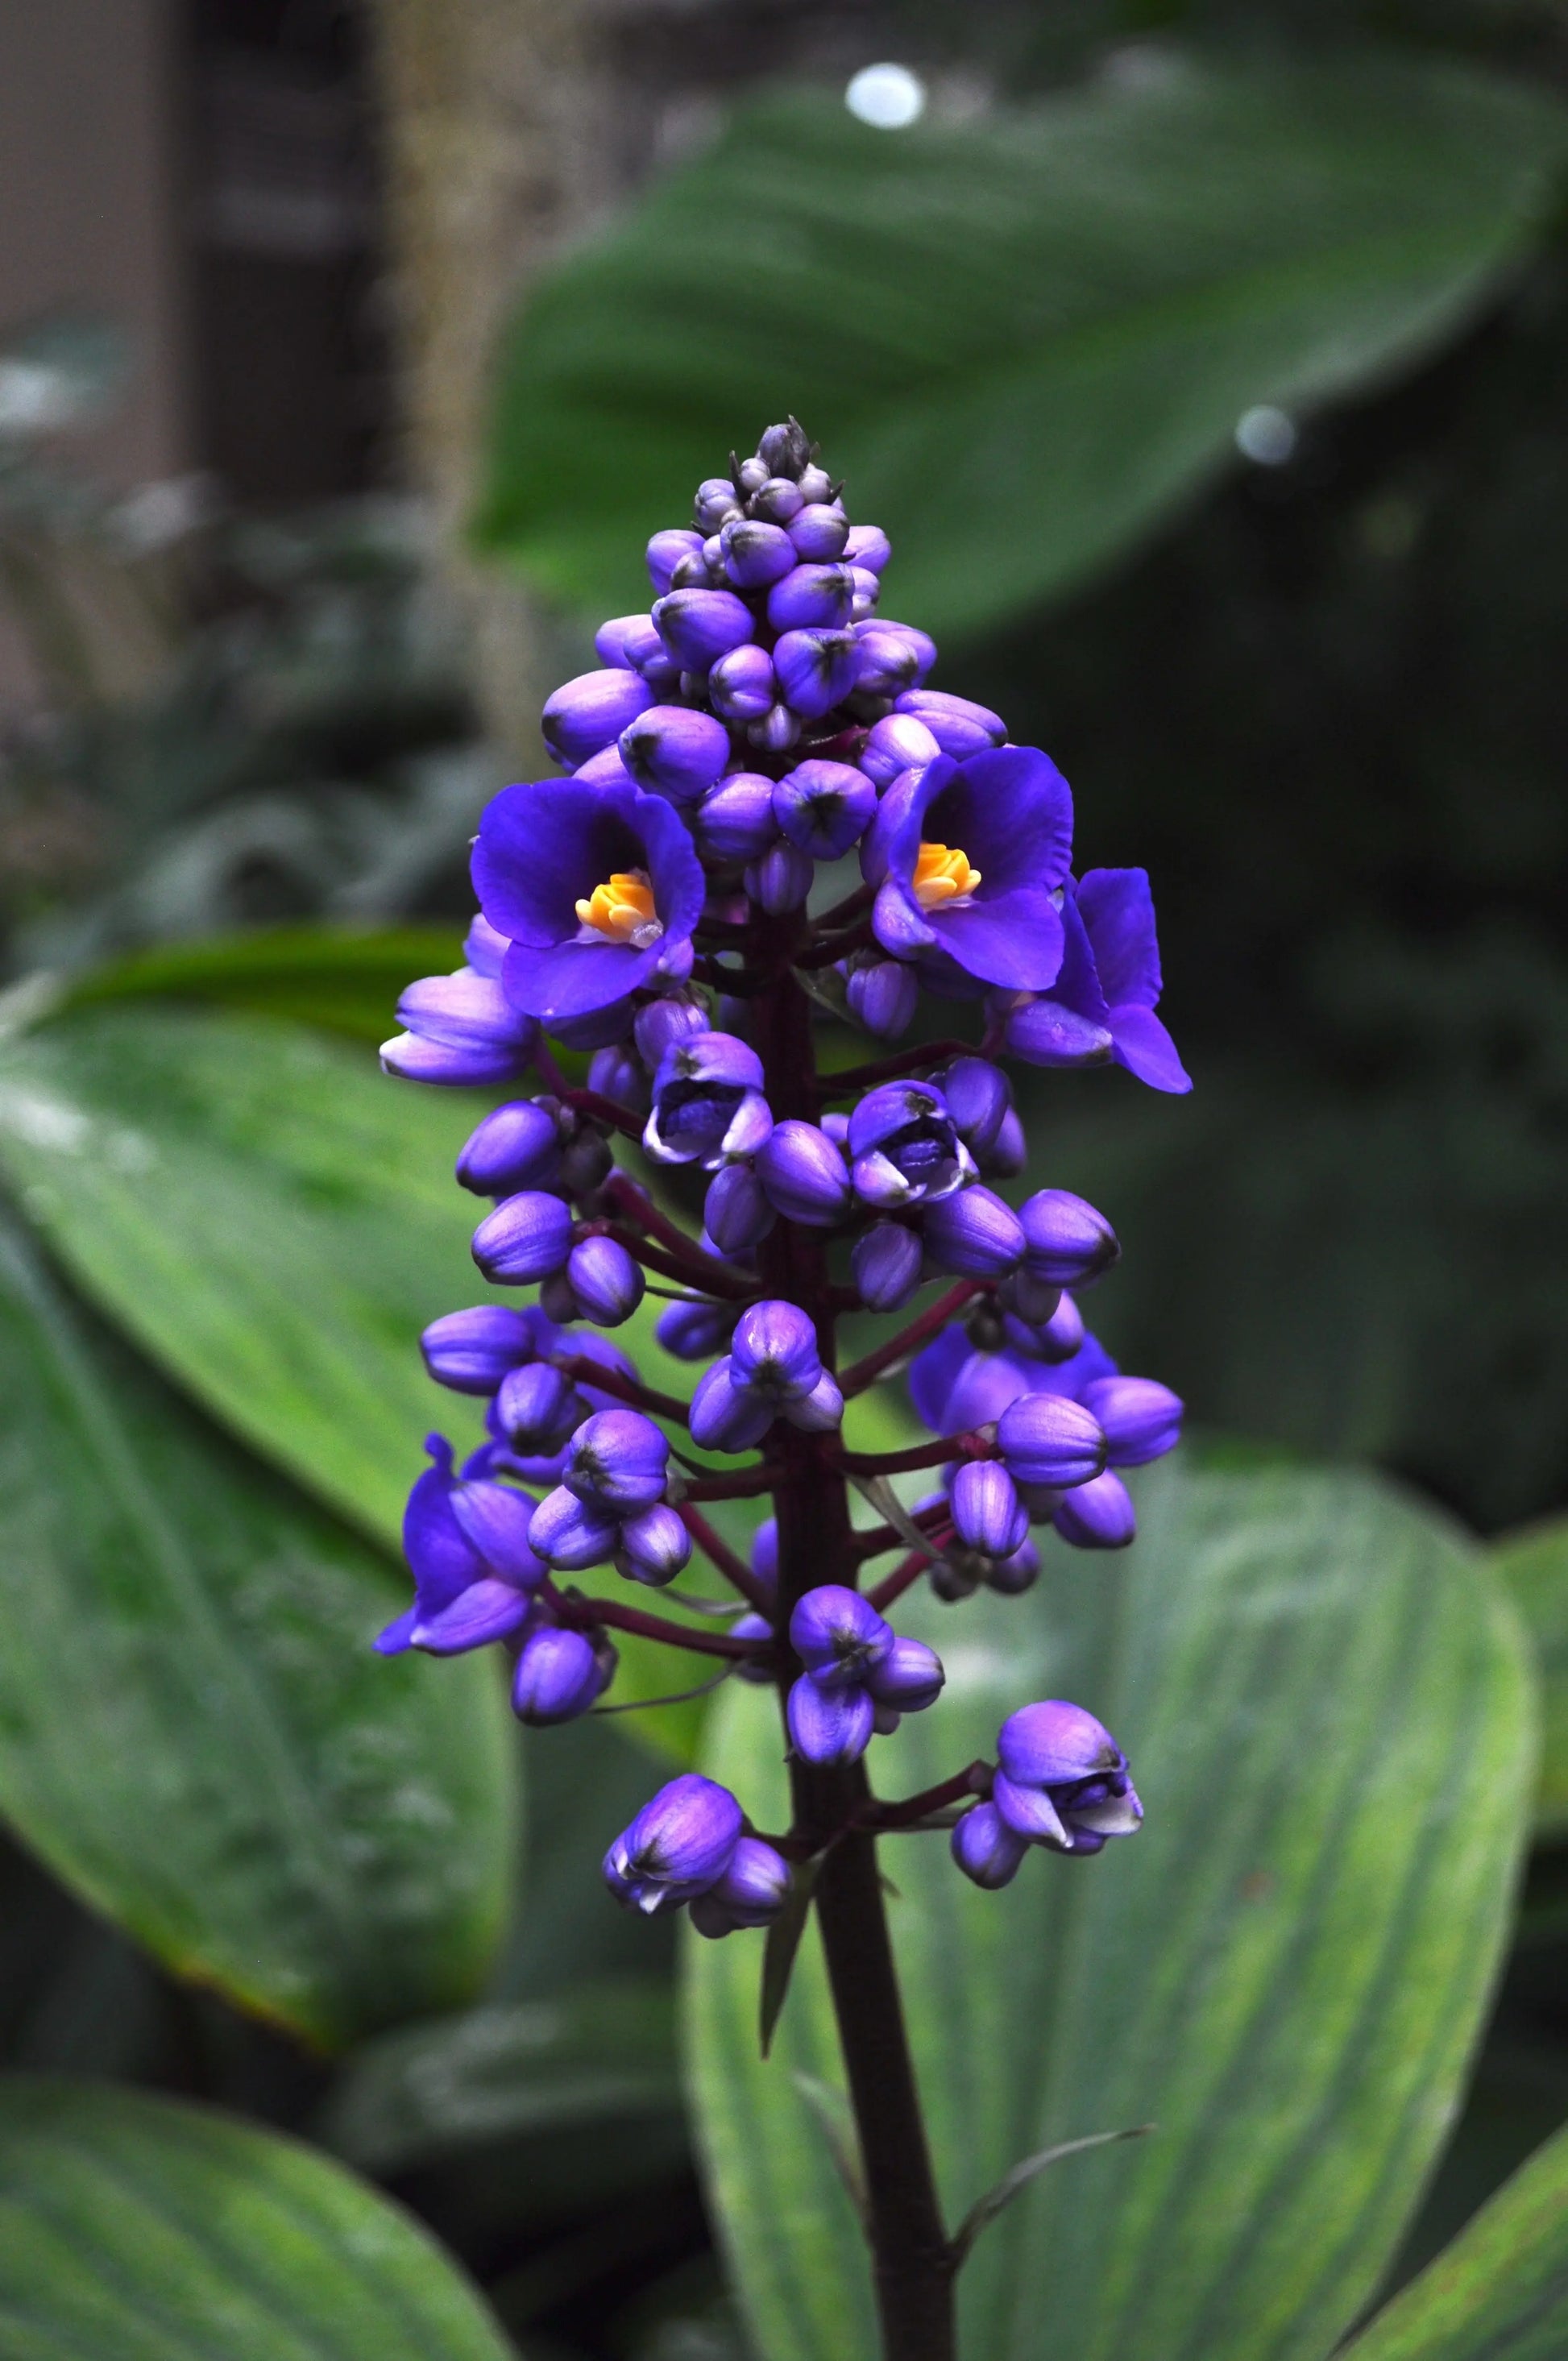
(1491, 1518, 1568, 1838)
(0, 1214, 513, 2049)
(477, 60, 1568, 638)
(58, 923, 467, 1044)
(684, 1462, 1535, 2361)
(0, 2077, 515, 2359)
(1342, 2123, 1568, 2361)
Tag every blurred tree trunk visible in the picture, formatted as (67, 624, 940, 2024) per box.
(368, 0, 608, 768)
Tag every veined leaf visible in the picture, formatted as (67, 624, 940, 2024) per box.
(684, 1462, 1534, 2361)
(479, 60, 1568, 637)
(57, 922, 467, 1044)
(1491, 1517, 1568, 1837)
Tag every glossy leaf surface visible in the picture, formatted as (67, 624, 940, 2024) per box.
(1491, 1517, 1568, 1836)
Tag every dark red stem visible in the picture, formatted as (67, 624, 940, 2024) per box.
(868, 1539, 950, 1613)
(678, 1503, 773, 1612)
(819, 1040, 976, 1098)
(838, 1430, 995, 1477)
(546, 1583, 765, 1663)
(838, 1280, 983, 1397)
(861, 1762, 993, 1831)
(550, 1352, 691, 1426)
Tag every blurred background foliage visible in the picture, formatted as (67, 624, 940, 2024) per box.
(2, 1, 1568, 2355)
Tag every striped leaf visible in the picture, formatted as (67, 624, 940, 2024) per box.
(1491, 1518, 1568, 1836)
(684, 1461, 1534, 2361)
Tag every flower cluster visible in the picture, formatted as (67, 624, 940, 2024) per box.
(380, 418, 1189, 1940)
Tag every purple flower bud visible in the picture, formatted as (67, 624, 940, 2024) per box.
(1081, 1375, 1183, 1466)
(472, 1191, 574, 1284)
(695, 770, 779, 861)
(689, 1836, 793, 1936)
(647, 529, 704, 595)
(655, 1299, 736, 1360)
(552, 1000, 635, 1052)
(633, 994, 708, 1070)
(566, 1235, 645, 1327)
(844, 524, 890, 574)
(852, 1219, 923, 1311)
(788, 504, 850, 562)
(849, 571, 881, 623)
(950, 1461, 1029, 1558)
(773, 629, 860, 720)
(1003, 997, 1114, 1071)
(586, 1044, 649, 1115)
(527, 1484, 621, 1570)
(614, 1501, 693, 1587)
(619, 705, 732, 803)
(563, 1405, 668, 1511)
(854, 622, 936, 697)
(1053, 1468, 1138, 1550)
(758, 420, 814, 480)
(644, 1031, 773, 1168)
(858, 712, 942, 792)
(784, 1370, 844, 1433)
(767, 564, 855, 632)
(456, 1099, 564, 1197)
(695, 477, 743, 533)
(746, 701, 803, 754)
(421, 1305, 545, 1395)
(382, 969, 537, 1088)
(849, 1081, 972, 1209)
(790, 1585, 891, 1687)
(940, 1057, 1012, 1158)
(922, 1185, 1026, 1280)
(651, 587, 753, 672)
(774, 760, 877, 861)
(730, 1610, 775, 1679)
(707, 645, 777, 723)
(894, 688, 1007, 759)
(1018, 1189, 1120, 1288)
(787, 1676, 875, 1766)
(866, 1635, 944, 1712)
(512, 1624, 611, 1724)
(595, 613, 661, 670)
(1032, 1291, 1086, 1361)
(745, 841, 815, 912)
(604, 1772, 744, 1913)
(542, 668, 657, 767)
(993, 1700, 1139, 1854)
(751, 475, 803, 524)
(986, 1535, 1041, 1595)
(562, 1129, 615, 1201)
(704, 1163, 776, 1254)
(689, 1357, 777, 1453)
(751, 1517, 778, 1597)
(821, 1110, 850, 1146)
(538, 1271, 582, 1326)
(997, 1268, 1064, 1327)
(731, 1301, 821, 1401)
(755, 1119, 852, 1226)
(846, 957, 919, 1040)
(496, 1360, 579, 1453)
(983, 1106, 1027, 1178)
(720, 517, 798, 588)
(996, 1393, 1108, 1489)
(952, 1802, 1031, 1890)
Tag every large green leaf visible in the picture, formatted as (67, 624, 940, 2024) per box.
(1343, 2124, 1568, 2361)
(0, 1214, 513, 2048)
(477, 60, 1568, 637)
(685, 1462, 1534, 2361)
(1491, 1518, 1568, 1838)
(59, 922, 467, 1044)
(0, 2078, 514, 2359)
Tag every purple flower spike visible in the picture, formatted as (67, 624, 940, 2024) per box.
(604, 1773, 745, 1914)
(720, 517, 798, 588)
(527, 1483, 623, 1570)
(774, 761, 877, 861)
(615, 1502, 693, 1587)
(866, 1636, 945, 1712)
(377, 1435, 544, 1658)
(420, 1304, 549, 1395)
(730, 1301, 821, 1401)
(922, 1185, 1026, 1280)
(952, 1802, 1031, 1890)
(695, 771, 779, 862)
(704, 1163, 777, 1254)
(475, 777, 704, 1023)
(644, 1031, 772, 1169)
(1053, 1468, 1138, 1550)
(651, 587, 754, 672)
(950, 1461, 1029, 1559)
(690, 1837, 793, 1937)
(381, 968, 538, 1089)
(846, 957, 919, 1041)
(894, 688, 1007, 760)
(708, 645, 777, 724)
(755, 1120, 852, 1227)
(542, 669, 657, 768)
(619, 705, 732, 804)
(790, 1586, 891, 1688)
(773, 629, 860, 720)
(457, 1099, 562, 1198)
(848, 1081, 973, 1210)
(647, 529, 704, 595)
(1082, 1375, 1183, 1466)
(689, 1358, 777, 1454)
(854, 621, 936, 698)
(997, 1392, 1108, 1490)
(859, 712, 942, 793)
(566, 1236, 645, 1327)
(787, 1676, 876, 1766)
(865, 746, 1074, 992)
(745, 841, 815, 913)
(767, 563, 856, 632)
(512, 1624, 611, 1724)
(852, 1220, 923, 1312)
(471, 1191, 574, 1285)
(1018, 1189, 1120, 1288)
(656, 1300, 736, 1360)
(564, 1406, 668, 1512)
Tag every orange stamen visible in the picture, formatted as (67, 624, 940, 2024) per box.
(575, 869, 661, 944)
(911, 841, 981, 911)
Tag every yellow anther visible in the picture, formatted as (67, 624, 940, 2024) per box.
(911, 841, 981, 911)
(575, 870, 660, 944)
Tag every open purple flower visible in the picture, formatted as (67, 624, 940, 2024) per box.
(472, 777, 704, 1023)
(376, 1436, 544, 1657)
(1005, 869, 1190, 1093)
(862, 745, 1074, 991)
(990, 1699, 1143, 1857)
(847, 1080, 974, 1210)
